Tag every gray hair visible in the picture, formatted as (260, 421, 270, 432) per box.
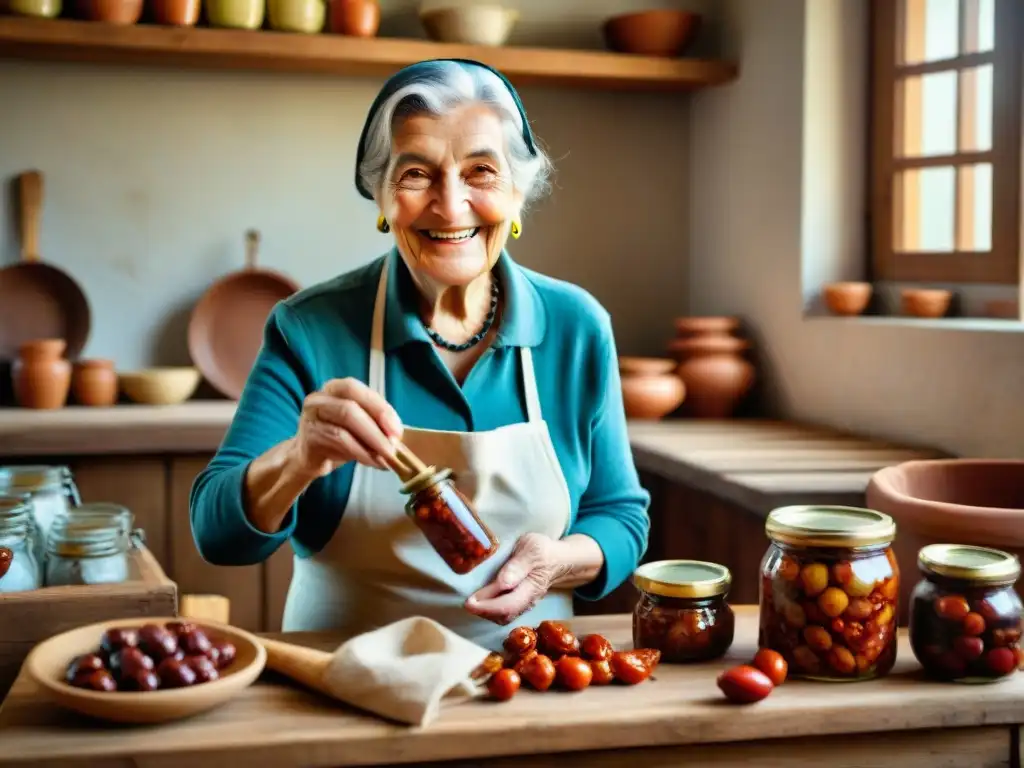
(357, 60, 553, 210)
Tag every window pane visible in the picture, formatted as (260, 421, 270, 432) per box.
(957, 163, 993, 251)
(959, 64, 993, 152)
(895, 166, 956, 252)
(962, 0, 995, 54)
(902, 0, 959, 64)
(898, 70, 958, 157)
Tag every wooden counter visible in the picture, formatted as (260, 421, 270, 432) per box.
(0, 608, 1018, 768)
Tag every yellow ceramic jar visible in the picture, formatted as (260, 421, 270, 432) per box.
(9, 0, 62, 17)
(267, 0, 324, 32)
(205, 0, 265, 29)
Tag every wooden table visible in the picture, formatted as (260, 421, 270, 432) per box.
(0, 608, 1019, 768)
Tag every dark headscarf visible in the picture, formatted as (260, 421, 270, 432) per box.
(354, 59, 538, 200)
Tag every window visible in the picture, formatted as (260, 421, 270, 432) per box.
(869, 0, 1023, 283)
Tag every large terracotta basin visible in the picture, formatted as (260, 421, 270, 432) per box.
(867, 459, 1024, 623)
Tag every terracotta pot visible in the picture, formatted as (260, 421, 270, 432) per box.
(621, 372, 686, 421)
(13, 339, 71, 410)
(673, 335, 755, 419)
(328, 0, 379, 36)
(673, 316, 740, 337)
(901, 288, 952, 318)
(867, 459, 1024, 624)
(619, 356, 677, 377)
(76, 0, 143, 23)
(151, 0, 199, 25)
(823, 282, 872, 316)
(71, 359, 119, 407)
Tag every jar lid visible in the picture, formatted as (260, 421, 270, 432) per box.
(918, 544, 1021, 584)
(0, 493, 31, 515)
(0, 465, 68, 493)
(765, 505, 896, 548)
(632, 559, 732, 599)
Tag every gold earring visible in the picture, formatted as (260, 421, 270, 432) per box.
(376, 214, 390, 234)
(510, 219, 522, 239)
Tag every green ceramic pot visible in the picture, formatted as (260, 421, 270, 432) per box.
(205, 0, 265, 29)
(267, 0, 324, 33)
(9, 0, 62, 17)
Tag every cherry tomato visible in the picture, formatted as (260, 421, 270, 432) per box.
(610, 650, 654, 685)
(503, 627, 537, 656)
(716, 665, 774, 704)
(962, 612, 986, 637)
(520, 653, 557, 691)
(589, 659, 615, 685)
(752, 648, 788, 686)
(987, 647, 1017, 677)
(471, 652, 505, 680)
(555, 656, 593, 691)
(580, 634, 613, 661)
(487, 669, 521, 701)
(537, 621, 580, 659)
(934, 595, 970, 621)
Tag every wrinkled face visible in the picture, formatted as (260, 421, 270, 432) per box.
(380, 103, 522, 288)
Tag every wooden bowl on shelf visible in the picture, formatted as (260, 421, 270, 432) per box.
(602, 10, 701, 57)
(119, 366, 200, 405)
(419, 4, 519, 46)
(24, 616, 266, 725)
(823, 281, 872, 316)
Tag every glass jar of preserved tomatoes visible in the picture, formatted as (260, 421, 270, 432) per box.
(402, 468, 499, 576)
(632, 559, 735, 662)
(758, 505, 899, 682)
(909, 544, 1023, 683)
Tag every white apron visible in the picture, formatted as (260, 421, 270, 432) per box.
(281, 258, 575, 650)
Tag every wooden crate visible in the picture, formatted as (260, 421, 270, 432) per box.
(0, 545, 177, 697)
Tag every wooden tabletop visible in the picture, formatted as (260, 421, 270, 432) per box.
(1, 607, 1021, 768)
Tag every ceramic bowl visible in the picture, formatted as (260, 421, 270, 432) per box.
(119, 367, 201, 405)
(621, 372, 686, 420)
(419, 4, 518, 46)
(619, 356, 677, 377)
(25, 616, 266, 724)
(673, 316, 740, 337)
(901, 288, 952, 318)
(823, 281, 872, 316)
(602, 9, 701, 57)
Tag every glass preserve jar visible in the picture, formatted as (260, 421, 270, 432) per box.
(0, 493, 42, 567)
(45, 516, 130, 587)
(632, 559, 735, 662)
(56, 502, 137, 550)
(0, 498, 42, 593)
(401, 468, 498, 575)
(759, 505, 899, 682)
(0, 465, 80, 563)
(909, 544, 1023, 683)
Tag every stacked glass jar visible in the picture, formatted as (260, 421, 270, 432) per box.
(758, 505, 900, 682)
(0, 464, 80, 572)
(46, 502, 136, 587)
(0, 494, 42, 592)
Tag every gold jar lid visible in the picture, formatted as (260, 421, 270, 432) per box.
(919, 544, 1021, 585)
(632, 559, 732, 599)
(765, 505, 896, 549)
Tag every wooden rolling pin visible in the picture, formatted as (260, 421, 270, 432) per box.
(258, 637, 335, 697)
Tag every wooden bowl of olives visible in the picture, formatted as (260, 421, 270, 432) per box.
(24, 616, 266, 724)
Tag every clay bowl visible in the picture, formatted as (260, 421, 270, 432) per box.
(823, 282, 872, 316)
(901, 288, 952, 318)
(621, 372, 686, 420)
(602, 9, 701, 57)
(25, 616, 266, 724)
(673, 316, 741, 337)
(420, 4, 518, 46)
(18, 337, 67, 361)
(619, 356, 677, 377)
(867, 460, 1024, 549)
(667, 333, 749, 363)
(119, 367, 200, 405)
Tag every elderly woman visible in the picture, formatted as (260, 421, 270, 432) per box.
(190, 58, 650, 649)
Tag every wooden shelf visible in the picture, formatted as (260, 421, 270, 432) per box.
(0, 17, 738, 91)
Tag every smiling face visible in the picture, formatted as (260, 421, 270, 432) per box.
(380, 103, 522, 289)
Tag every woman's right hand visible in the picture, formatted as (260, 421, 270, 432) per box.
(289, 377, 404, 479)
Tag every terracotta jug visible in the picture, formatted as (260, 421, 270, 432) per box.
(71, 359, 119, 407)
(13, 338, 72, 410)
(673, 335, 755, 419)
(328, 0, 379, 35)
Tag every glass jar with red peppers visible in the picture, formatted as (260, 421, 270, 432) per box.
(632, 559, 735, 662)
(402, 468, 499, 576)
(758, 505, 899, 682)
(910, 544, 1023, 683)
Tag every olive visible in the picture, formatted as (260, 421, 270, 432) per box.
(180, 629, 213, 657)
(65, 653, 106, 684)
(138, 625, 179, 661)
(119, 669, 161, 692)
(99, 628, 139, 655)
(110, 647, 155, 679)
(165, 621, 198, 637)
(157, 657, 197, 688)
(209, 640, 237, 669)
(83, 669, 117, 692)
(185, 656, 220, 684)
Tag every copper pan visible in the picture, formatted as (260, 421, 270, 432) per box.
(187, 229, 300, 400)
(0, 171, 91, 361)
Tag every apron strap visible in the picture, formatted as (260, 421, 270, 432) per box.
(368, 254, 544, 422)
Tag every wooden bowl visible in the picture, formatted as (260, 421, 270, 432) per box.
(119, 366, 200, 405)
(419, 4, 518, 46)
(619, 356, 677, 376)
(901, 288, 952, 318)
(823, 281, 872, 316)
(25, 616, 266, 724)
(602, 10, 701, 57)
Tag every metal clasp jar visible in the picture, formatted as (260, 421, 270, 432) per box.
(0, 495, 42, 592)
(45, 515, 131, 587)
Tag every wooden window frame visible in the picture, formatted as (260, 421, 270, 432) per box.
(869, 0, 1024, 284)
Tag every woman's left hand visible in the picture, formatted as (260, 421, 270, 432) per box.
(464, 533, 604, 625)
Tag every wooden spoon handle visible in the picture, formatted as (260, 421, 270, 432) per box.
(18, 171, 42, 263)
(258, 637, 335, 696)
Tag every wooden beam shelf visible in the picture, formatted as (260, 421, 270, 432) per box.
(0, 17, 738, 91)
